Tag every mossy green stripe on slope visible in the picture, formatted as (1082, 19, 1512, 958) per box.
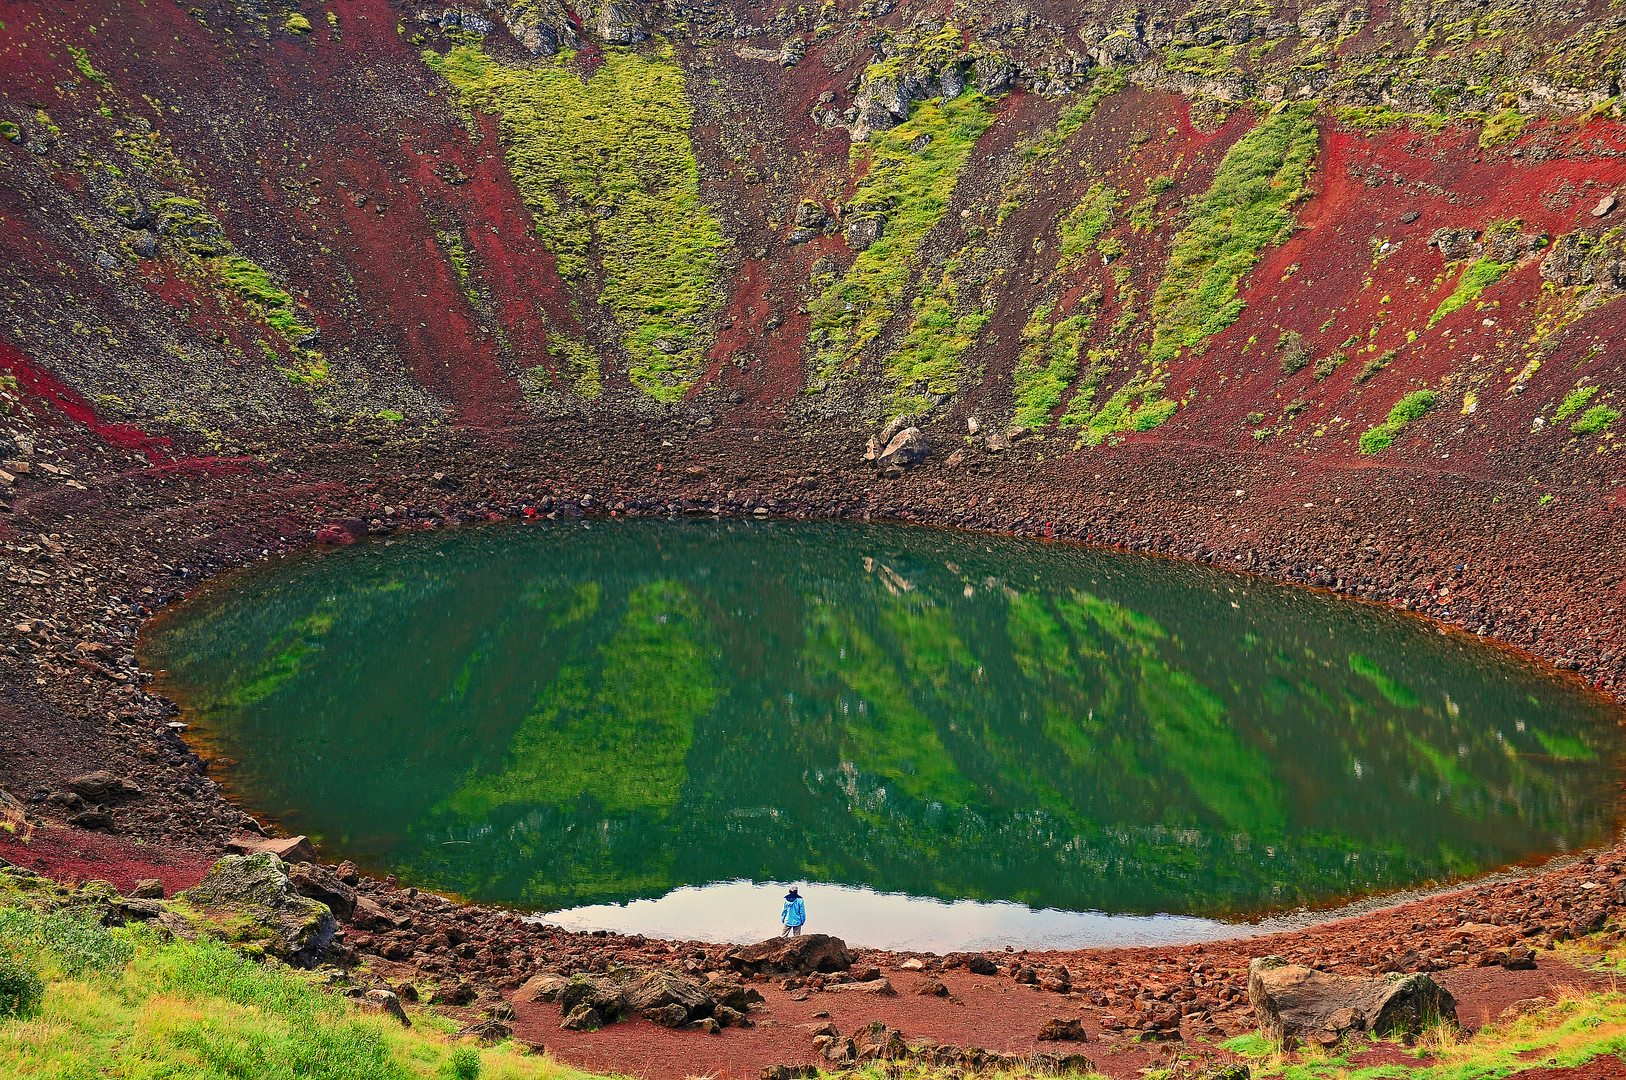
(807, 92, 995, 389)
(426, 45, 726, 402)
(1147, 105, 1318, 366)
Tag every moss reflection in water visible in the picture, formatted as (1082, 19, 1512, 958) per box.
(140, 521, 1625, 923)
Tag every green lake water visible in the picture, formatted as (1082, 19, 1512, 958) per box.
(139, 519, 1624, 945)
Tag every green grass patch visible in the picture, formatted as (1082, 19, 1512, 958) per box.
(0, 896, 583, 1079)
(426, 44, 727, 402)
(1013, 302, 1095, 430)
(881, 264, 990, 419)
(1428, 257, 1511, 327)
(217, 255, 316, 343)
(66, 45, 109, 85)
(1228, 984, 1626, 1080)
(1146, 104, 1318, 366)
(1359, 389, 1436, 453)
(1571, 405, 1620, 434)
(1479, 107, 1527, 147)
(1057, 183, 1119, 271)
(1553, 384, 1599, 422)
(807, 90, 994, 389)
(437, 230, 481, 308)
(1332, 105, 1450, 132)
(544, 334, 603, 399)
(1067, 374, 1175, 446)
(1021, 69, 1126, 162)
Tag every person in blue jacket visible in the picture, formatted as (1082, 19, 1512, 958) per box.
(781, 886, 806, 937)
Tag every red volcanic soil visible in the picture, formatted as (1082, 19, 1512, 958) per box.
(0, 825, 211, 898)
(449, 943, 1606, 1080)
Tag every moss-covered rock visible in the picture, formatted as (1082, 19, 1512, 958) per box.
(152, 196, 229, 256)
(180, 853, 337, 967)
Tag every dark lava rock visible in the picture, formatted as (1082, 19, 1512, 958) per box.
(648, 1002, 691, 1028)
(1037, 1017, 1089, 1042)
(558, 974, 627, 1023)
(708, 976, 765, 1011)
(726, 933, 855, 976)
(561, 1004, 603, 1031)
(852, 1021, 908, 1061)
(760, 1067, 820, 1080)
(226, 834, 318, 864)
(714, 1004, 752, 1028)
(877, 427, 929, 469)
(287, 862, 357, 921)
(364, 988, 411, 1025)
(429, 980, 478, 1007)
(68, 810, 116, 832)
(461, 1019, 513, 1043)
(65, 770, 142, 803)
(915, 978, 949, 996)
(626, 968, 713, 1025)
(129, 878, 164, 899)
(1247, 956, 1457, 1047)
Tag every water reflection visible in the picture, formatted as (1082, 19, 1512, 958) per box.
(141, 519, 1624, 943)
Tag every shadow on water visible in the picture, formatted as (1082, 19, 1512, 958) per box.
(140, 519, 1625, 945)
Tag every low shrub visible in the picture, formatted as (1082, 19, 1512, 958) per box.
(1355, 350, 1395, 383)
(0, 949, 43, 1018)
(1277, 330, 1310, 374)
(1313, 351, 1347, 380)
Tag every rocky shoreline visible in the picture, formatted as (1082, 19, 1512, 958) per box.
(3, 416, 1626, 1073)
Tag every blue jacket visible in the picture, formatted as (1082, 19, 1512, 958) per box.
(782, 896, 806, 927)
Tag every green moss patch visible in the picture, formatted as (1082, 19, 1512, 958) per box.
(1552, 384, 1599, 423)
(217, 255, 314, 343)
(1147, 105, 1319, 367)
(1359, 389, 1436, 453)
(544, 333, 603, 399)
(66, 45, 109, 86)
(1479, 107, 1527, 148)
(1056, 183, 1119, 272)
(881, 264, 990, 419)
(427, 44, 726, 402)
(807, 91, 995, 389)
(1013, 302, 1096, 431)
(1429, 257, 1511, 327)
(1571, 405, 1620, 434)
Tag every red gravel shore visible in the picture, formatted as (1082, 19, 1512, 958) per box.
(3, 420, 1625, 1079)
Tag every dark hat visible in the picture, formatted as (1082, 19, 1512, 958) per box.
(785, 887, 800, 899)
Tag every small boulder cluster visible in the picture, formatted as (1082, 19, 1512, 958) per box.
(785, 1019, 1094, 1075)
(517, 968, 764, 1034)
(863, 416, 930, 478)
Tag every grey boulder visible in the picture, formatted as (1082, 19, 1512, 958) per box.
(626, 969, 713, 1026)
(877, 427, 929, 469)
(1248, 956, 1457, 1047)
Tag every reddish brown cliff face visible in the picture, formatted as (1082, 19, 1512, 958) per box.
(0, 0, 1622, 470)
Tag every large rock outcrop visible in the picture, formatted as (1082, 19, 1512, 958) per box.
(725, 933, 855, 977)
(1248, 956, 1457, 1047)
(179, 853, 338, 967)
